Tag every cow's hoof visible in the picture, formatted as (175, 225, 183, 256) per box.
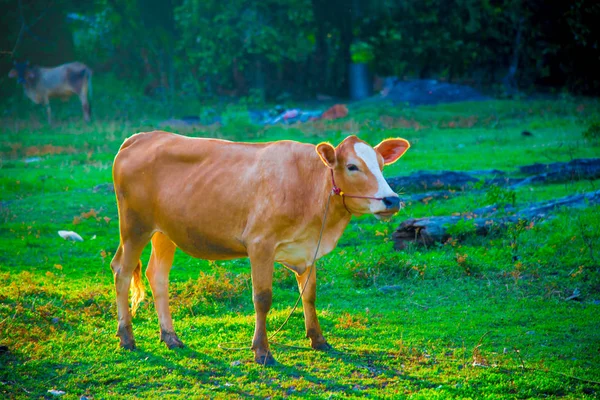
(119, 341, 136, 351)
(311, 340, 332, 351)
(117, 325, 136, 350)
(161, 330, 184, 349)
(254, 352, 276, 366)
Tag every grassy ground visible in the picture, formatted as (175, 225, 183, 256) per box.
(1, 89, 600, 399)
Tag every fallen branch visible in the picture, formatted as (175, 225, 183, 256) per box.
(393, 190, 600, 250)
(511, 158, 600, 188)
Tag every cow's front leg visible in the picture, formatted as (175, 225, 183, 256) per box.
(248, 245, 276, 365)
(295, 265, 331, 351)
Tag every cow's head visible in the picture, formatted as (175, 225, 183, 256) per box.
(316, 135, 410, 220)
(8, 61, 34, 85)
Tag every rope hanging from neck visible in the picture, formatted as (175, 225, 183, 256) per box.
(218, 190, 335, 353)
(219, 168, 387, 355)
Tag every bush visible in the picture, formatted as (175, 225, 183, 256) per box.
(582, 120, 600, 141)
(446, 218, 477, 238)
(220, 104, 262, 138)
(171, 265, 249, 315)
(346, 250, 415, 287)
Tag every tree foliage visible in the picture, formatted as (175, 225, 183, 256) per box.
(175, 0, 314, 98)
(1, 0, 599, 101)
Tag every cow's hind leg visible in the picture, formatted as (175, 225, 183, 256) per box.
(79, 89, 90, 122)
(248, 243, 276, 365)
(295, 266, 331, 351)
(146, 232, 183, 349)
(43, 97, 52, 125)
(111, 235, 150, 350)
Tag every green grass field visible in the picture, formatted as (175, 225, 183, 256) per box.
(1, 93, 600, 399)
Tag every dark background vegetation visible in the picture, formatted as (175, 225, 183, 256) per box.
(1, 0, 600, 107)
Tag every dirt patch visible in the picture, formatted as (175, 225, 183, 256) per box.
(1, 143, 78, 158)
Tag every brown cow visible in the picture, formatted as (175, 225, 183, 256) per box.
(111, 131, 410, 365)
(9, 61, 92, 124)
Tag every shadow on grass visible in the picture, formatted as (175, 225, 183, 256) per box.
(263, 342, 439, 394)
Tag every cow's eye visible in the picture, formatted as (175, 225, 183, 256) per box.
(347, 164, 359, 172)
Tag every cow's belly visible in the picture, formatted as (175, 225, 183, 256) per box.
(161, 225, 248, 261)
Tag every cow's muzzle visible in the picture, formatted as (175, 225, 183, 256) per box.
(382, 196, 400, 210)
(374, 196, 401, 220)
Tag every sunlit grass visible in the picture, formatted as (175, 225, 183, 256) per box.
(1, 97, 599, 398)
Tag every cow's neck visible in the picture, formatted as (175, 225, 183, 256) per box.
(312, 167, 353, 260)
(23, 67, 43, 102)
(323, 174, 353, 226)
(24, 67, 41, 87)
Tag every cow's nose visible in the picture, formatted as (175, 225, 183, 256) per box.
(382, 196, 400, 209)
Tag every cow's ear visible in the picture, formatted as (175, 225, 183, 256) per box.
(8, 69, 17, 78)
(316, 142, 336, 168)
(375, 138, 410, 165)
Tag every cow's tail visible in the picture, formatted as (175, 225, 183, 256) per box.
(130, 260, 145, 316)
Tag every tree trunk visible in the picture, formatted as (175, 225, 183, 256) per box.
(502, 16, 524, 95)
